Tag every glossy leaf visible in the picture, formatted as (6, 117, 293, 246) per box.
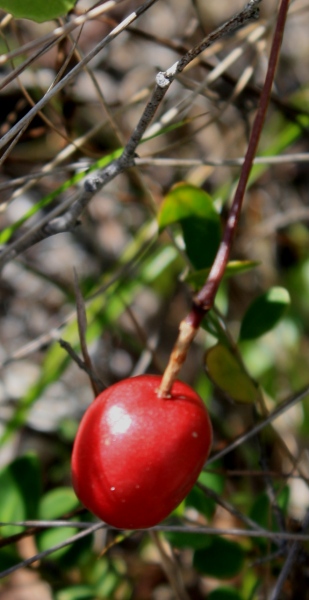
(193, 537, 245, 578)
(0, 454, 41, 537)
(165, 530, 212, 550)
(56, 586, 95, 600)
(158, 183, 221, 269)
(185, 485, 216, 520)
(185, 467, 225, 519)
(37, 487, 86, 563)
(0, 0, 77, 22)
(239, 287, 290, 341)
(205, 343, 260, 403)
(208, 588, 243, 600)
(39, 487, 80, 520)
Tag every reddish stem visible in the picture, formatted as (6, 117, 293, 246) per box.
(158, 0, 290, 398)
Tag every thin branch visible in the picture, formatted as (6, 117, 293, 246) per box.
(196, 482, 279, 542)
(135, 153, 309, 167)
(0, 0, 261, 271)
(58, 338, 104, 391)
(270, 509, 309, 600)
(158, 0, 289, 397)
(150, 531, 191, 600)
(0, 0, 159, 151)
(207, 384, 309, 465)
(73, 269, 101, 396)
(0, 1, 124, 67)
(0, 522, 104, 579)
(2, 522, 309, 581)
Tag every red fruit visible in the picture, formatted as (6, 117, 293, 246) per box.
(71, 374, 212, 529)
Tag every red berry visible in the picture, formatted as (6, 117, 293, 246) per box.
(71, 374, 212, 529)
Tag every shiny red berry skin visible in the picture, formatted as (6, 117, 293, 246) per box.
(71, 375, 212, 529)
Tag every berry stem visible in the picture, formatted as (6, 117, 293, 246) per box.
(158, 0, 290, 398)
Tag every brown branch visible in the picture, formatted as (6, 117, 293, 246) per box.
(158, 0, 290, 397)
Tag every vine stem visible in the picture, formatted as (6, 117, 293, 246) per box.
(158, 0, 291, 398)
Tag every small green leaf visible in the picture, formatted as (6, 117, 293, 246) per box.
(165, 530, 212, 550)
(56, 586, 95, 600)
(39, 487, 80, 520)
(249, 492, 271, 548)
(158, 183, 218, 229)
(185, 468, 225, 520)
(193, 537, 245, 579)
(0, 0, 77, 22)
(37, 487, 85, 563)
(185, 485, 216, 520)
(185, 260, 259, 291)
(239, 287, 290, 341)
(250, 493, 270, 531)
(158, 183, 221, 269)
(205, 343, 260, 403)
(0, 454, 41, 536)
(0, 547, 20, 571)
(208, 588, 243, 600)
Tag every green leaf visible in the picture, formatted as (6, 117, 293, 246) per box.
(185, 485, 216, 520)
(158, 183, 221, 269)
(0, 547, 20, 571)
(205, 343, 260, 403)
(165, 529, 212, 550)
(56, 586, 95, 600)
(37, 487, 87, 563)
(185, 260, 259, 291)
(208, 588, 243, 600)
(158, 183, 218, 228)
(0, 454, 41, 536)
(0, 0, 77, 22)
(239, 287, 290, 341)
(250, 493, 270, 531)
(193, 537, 245, 579)
(185, 467, 225, 520)
(39, 487, 80, 520)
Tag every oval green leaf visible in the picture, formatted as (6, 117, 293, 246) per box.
(185, 485, 216, 520)
(56, 586, 96, 600)
(239, 286, 290, 341)
(158, 183, 221, 269)
(193, 537, 245, 579)
(0, 454, 41, 537)
(39, 487, 80, 519)
(208, 588, 243, 600)
(165, 530, 212, 550)
(205, 343, 260, 403)
(0, 0, 77, 22)
(37, 487, 88, 563)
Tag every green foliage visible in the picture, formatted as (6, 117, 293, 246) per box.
(239, 287, 290, 341)
(193, 537, 245, 579)
(0, 0, 77, 22)
(205, 343, 260, 403)
(56, 586, 95, 600)
(36, 487, 92, 564)
(158, 183, 221, 269)
(0, 454, 41, 536)
(165, 529, 212, 550)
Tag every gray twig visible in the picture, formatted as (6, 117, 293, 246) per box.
(269, 509, 309, 600)
(0, 0, 261, 271)
(208, 385, 309, 465)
